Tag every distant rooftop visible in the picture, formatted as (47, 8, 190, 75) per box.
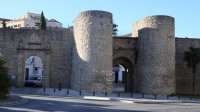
(121, 33, 132, 37)
(0, 18, 11, 21)
(48, 19, 60, 23)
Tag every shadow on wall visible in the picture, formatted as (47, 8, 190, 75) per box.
(71, 10, 113, 93)
(71, 42, 112, 92)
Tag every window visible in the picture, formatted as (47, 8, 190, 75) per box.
(34, 67, 38, 74)
(35, 23, 40, 26)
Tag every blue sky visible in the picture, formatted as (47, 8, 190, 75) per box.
(0, 0, 199, 37)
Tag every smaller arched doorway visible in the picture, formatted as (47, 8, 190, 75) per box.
(24, 56, 43, 87)
(113, 57, 134, 92)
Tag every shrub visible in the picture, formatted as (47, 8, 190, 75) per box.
(0, 56, 10, 100)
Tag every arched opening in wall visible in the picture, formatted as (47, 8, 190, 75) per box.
(24, 56, 43, 87)
(113, 57, 134, 92)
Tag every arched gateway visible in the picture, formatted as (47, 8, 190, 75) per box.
(0, 29, 73, 88)
(16, 41, 51, 87)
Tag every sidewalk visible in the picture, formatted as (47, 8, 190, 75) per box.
(83, 96, 200, 104)
(10, 87, 200, 104)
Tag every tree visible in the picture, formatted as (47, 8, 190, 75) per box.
(0, 56, 10, 100)
(1, 20, 6, 28)
(183, 47, 200, 95)
(112, 22, 118, 37)
(40, 11, 46, 30)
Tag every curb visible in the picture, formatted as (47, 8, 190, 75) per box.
(0, 95, 28, 107)
(83, 96, 200, 104)
(83, 96, 111, 101)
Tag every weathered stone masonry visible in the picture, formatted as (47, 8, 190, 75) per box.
(72, 10, 113, 92)
(0, 28, 74, 88)
(1, 10, 200, 95)
(134, 16, 175, 95)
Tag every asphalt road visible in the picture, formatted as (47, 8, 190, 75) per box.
(0, 94, 200, 112)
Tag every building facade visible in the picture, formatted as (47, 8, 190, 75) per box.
(2, 12, 62, 29)
(0, 10, 200, 95)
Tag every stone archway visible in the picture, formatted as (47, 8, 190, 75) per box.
(113, 57, 134, 92)
(16, 49, 51, 88)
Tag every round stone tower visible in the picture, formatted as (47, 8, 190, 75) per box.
(134, 15, 175, 95)
(72, 10, 113, 92)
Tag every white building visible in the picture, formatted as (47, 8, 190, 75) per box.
(4, 12, 62, 29)
(112, 64, 125, 84)
(25, 56, 43, 81)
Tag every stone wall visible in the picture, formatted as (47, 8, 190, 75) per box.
(0, 29, 19, 87)
(113, 36, 200, 94)
(1, 11, 200, 95)
(0, 28, 74, 88)
(72, 10, 113, 92)
(135, 15, 175, 95)
(175, 38, 200, 94)
(113, 37, 136, 63)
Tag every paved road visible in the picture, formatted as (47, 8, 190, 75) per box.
(0, 94, 200, 112)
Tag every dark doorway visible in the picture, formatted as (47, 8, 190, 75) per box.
(25, 68, 29, 80)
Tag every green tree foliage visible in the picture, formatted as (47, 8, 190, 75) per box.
(2, 20, 6, 28)
(113, 22, 118, 37)
(0, 56, 10, 100)
(40, 11, 46, 30)
(183, 47, 200, 95)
